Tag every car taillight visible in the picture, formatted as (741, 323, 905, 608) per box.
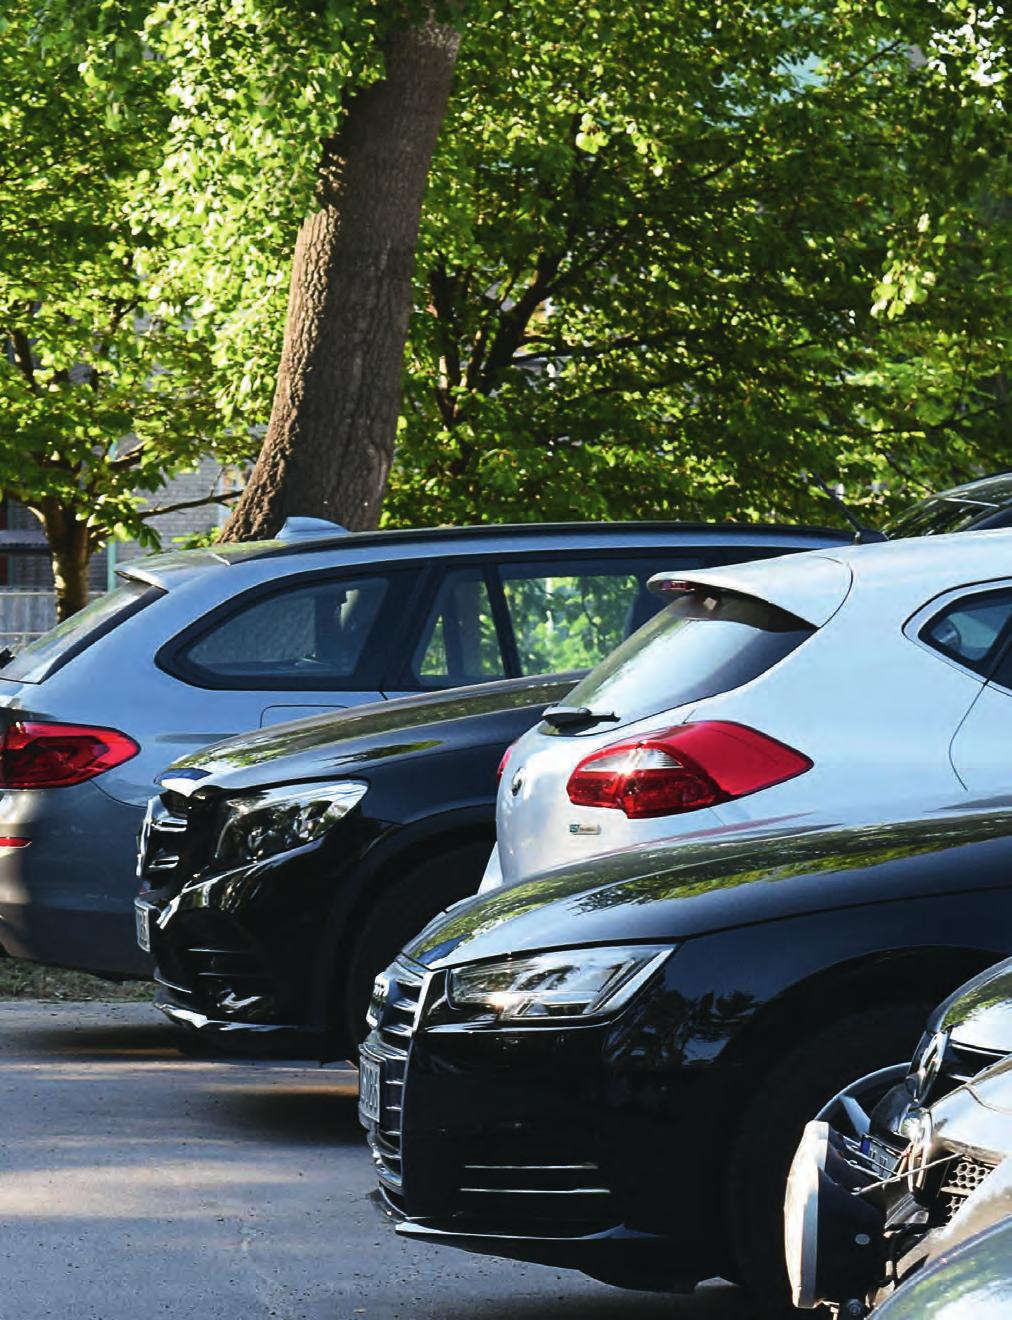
(497, 742, 516, 782)
(566, 721, 811, 819)
(0, 721, 139, 789)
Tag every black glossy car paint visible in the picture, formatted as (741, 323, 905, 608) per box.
(361, 810, 1012, 1287)
(141, 674, 576, 1057)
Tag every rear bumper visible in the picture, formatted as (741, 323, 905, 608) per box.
(0, 785, 152, 978)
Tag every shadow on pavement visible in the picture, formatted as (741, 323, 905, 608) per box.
(214, 1080, 362, 1145)
(424, 1281, 755, 1319)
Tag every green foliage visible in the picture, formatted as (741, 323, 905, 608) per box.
(2, 0, 1009, 584)
(0, 0, 245, 564)
(387, 0, 1010, 528)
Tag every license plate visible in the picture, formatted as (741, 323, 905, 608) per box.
(358, 1054, 382, 1126)
(135, 902, 152, 953)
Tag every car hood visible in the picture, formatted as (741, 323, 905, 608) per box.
(407, 809, 1012, 969)
(934, 958, 1012, 1056)
(169, 673, 577, 796)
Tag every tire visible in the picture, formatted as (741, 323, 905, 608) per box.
(341, 840, 492, 1049)
(724, 1002, 930, 1317)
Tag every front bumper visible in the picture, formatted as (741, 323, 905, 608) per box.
(359, 957, 730, 1287)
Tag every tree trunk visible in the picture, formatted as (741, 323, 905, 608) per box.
(38, 501, 92, 621)
(220, 15, 462, 541)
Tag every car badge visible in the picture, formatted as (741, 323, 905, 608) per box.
(510, 771, 524, 798)
(912, 1029, 949, 1105)
(569, 822, 601, 835)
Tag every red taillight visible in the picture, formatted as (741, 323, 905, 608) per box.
(0, 721, 139, 789)
(566, 721, 812, 819)
(497, 742, 516, 783)
(0, 837, 29, 848)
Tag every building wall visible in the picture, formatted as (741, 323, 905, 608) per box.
(0, 457, 239, 644)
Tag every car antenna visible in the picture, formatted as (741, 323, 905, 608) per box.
(805, 473, 887, 544)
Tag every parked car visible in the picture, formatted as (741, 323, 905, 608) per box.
(0, 518, 843, 980)
(358, 804, 1012, 1311)
(135, 672, 597, 1056)
(882, 471, 1012, 539)
(786, 1056, 1012, 1315)
(784, 955, 1012, 1313)
(485, 529, 1012, 891)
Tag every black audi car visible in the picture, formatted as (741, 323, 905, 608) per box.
(358, 807, 1012, 1310)
(136, 672, 581, 1057)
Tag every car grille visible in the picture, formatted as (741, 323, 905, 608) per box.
(938, 1155, 998, 1224)
(365, 958, 617, 1233)
(137, 789, 216, 897)
(365, 957, 425, 1210)
(154, 910, 279, 1023)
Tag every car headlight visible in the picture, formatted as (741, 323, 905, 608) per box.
(446, 945, 673, 1023)
(212, 781, 368, 867)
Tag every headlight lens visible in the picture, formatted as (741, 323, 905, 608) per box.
(447, 944, 673, 1023)
(212, 781, 367, 867)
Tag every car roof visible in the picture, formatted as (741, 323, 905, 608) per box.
(653, 527, 1012, 626)
(122, 520, 852, 588)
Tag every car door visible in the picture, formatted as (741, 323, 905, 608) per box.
(920, 585, 1012, 792)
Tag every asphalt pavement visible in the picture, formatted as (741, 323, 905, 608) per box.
(0, 1001, 758, 1320)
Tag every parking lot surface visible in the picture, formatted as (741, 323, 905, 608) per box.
(0, 1002, 757, 1320)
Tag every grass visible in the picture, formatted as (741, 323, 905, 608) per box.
(0, 959, 153, 1001)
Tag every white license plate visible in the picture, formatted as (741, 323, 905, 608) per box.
(135, 902, 152, 953)
(358, 1055, 382, 1126)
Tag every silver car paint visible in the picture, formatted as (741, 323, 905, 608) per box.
(492, 531, 1012, 888)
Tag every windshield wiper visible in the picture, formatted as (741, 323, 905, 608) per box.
(0, 647, 14, 669)
(542, 704, 619, 730)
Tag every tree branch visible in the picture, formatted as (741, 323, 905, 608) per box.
(137, 491, 242, 520)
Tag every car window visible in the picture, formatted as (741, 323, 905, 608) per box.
(552, 585, 814, 731)
(0, 579, 161, 684)
(883, 496, 993, 538)
(181, 575, 389, 684)
(498, 557, 699, 675)
(412, 569, 505, 686)
(921, 590, 1012, 675)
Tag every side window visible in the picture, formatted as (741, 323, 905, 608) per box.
(181, 575, 389, 685)
(921, 590, 1012, 675)
(412, 569, 505, 687)
(498, 557, 703, 676)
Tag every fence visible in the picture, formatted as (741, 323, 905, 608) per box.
(0, 590, 59, 649)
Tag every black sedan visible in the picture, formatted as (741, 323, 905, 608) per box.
(358, 808, 1012, 1311)
(136, 672, 577, 1058)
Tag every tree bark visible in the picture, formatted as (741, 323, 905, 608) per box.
(38, 501, 92, 621)
(220, 15, 462, 541)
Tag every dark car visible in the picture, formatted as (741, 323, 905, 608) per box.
(882, 472, 1012, 538)
(137, 672, 589, 1057)
(357, 808, 1012, 1311)
(786, 1053, 1012, 1316)
(0, 518, 849, 981)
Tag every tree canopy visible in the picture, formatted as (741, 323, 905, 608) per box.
(3, 0, 1009, 608)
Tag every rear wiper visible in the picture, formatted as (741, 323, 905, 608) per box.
(542, 704, 619, 730)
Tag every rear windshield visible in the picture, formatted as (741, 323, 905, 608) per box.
(0, 579, 160, 683)
(883, 496, 993, 538)
(550, 587, 814, 731)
